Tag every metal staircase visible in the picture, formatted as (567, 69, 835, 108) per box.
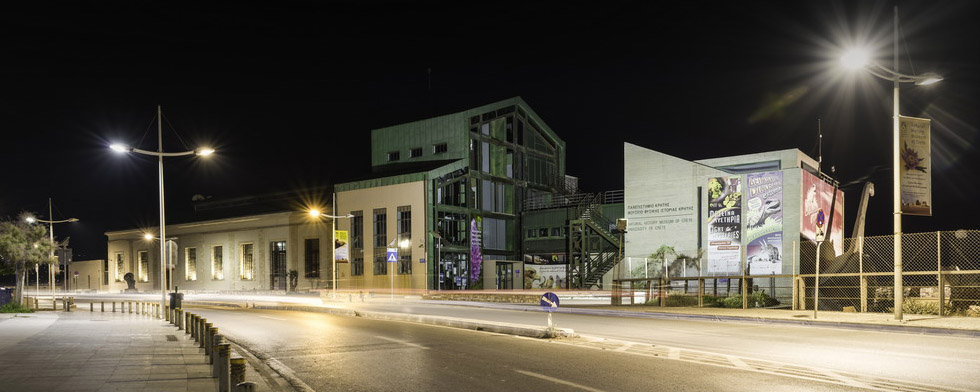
(568, 193, 623, 289)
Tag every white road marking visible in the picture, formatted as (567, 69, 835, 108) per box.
(514, 370, 607, 392)
(259, 315, 287, 321)
(375, 336, 428, 349)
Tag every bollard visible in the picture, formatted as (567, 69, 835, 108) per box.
(176, 309, 183, 330)
(101, 301, 105, 312)
(186, 312, 192, 335)
(112, 302, 116, 312)
(207, 326, 218, 359)
(199, 318, 207, 348)
(193, 315, 201, 341)
(234, 382, 257, 392)
(204, 322, 213, 355)
(214, 342, 231, 392)
(90, 302, 94, 312)
(230, 356, 247, 387)
(128, 301, 132, 314)
(210, 333, 223, 365)
(64, 298, 69, 312)
(35, 297, 40, 309)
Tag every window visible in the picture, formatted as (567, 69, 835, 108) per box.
(397, 206, 412, 274)
(483, 218, 509, 250)
(373, 208, 387, 248)
(351, 211, 364, 276)
(240, 243, 254, 280)
(374, 251, 387, 275)
(185, 248, 197, 281)
(138, 251, 149, 282)
(114, 252, 125, 282)
(373, 208, 388, 276)
(212, 246, 223, 280)
(539, 228, 548, 237)
(527, 229, 537, 238)
(551, 227, 562, 237)
(410, 147, 423, 158)
(305, 238, 320, 278)
(437, 180, 466, 207)
(103, 259, 109, 285)
(387, 151, 400, 162)
(433, 143, 448, 154)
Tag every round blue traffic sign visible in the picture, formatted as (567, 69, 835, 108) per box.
(540, 292, 559, 312)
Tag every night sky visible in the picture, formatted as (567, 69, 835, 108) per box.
(3, 1, 979, 261)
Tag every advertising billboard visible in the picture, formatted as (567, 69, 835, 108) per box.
(746, 171, 783, 275)
(899, 116, 932, 216)
(470, 216, 483, 282)
(707, 176, 742, 274)
(801, 171, 844, 256)
(524, 264, 567, 289)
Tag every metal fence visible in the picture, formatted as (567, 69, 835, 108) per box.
(611, 230, 980, 317)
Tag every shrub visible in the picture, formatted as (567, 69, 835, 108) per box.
(703, 292, 780, 308)
(0, 303, 34, 313)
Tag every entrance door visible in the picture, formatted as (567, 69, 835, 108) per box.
(270, 241, 287, 290)
(438, 252, 467, 290)
(496, 262, 514, 290)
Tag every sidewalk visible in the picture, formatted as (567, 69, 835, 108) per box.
(0, 310, 250, 392)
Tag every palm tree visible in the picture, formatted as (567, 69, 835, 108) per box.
(0, 213, 58, 307)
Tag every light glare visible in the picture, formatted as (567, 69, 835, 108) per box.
(840, 49, 870, 69)
(110, 143, 130, 153)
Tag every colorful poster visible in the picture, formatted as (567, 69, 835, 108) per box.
(899, 116, 932, 216)
(334, 230, 349, 263)
(801, 171, 845, 256)
(707, 176, 742, 274)
(746, 172, 783, 275)
(470, 216, 483, 282)
(524, 264, 567, 289)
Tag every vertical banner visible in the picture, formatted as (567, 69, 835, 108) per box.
(707, 176, 742, 274)
(470, 216, 483, 282)
(746, 172, 783, 275)
(334, 230, 349, 263)
(801, 171, 845, 256)
(899, 116, 932, 216)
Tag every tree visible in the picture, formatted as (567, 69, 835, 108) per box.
(0, 213, 57, 307)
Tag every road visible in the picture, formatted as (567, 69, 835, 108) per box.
(188, 305, 969, 392)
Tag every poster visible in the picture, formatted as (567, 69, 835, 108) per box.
(746, 171, 783, 275)
(801, 171, 844, 256)
(334, 230, 349, 263)
(899, 116, 932, 216)
(470, 216, 482, 282)
(707, 176, 741, 274)
(524, 264, 567, 289)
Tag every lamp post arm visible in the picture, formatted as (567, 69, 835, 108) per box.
(32, 218, 79, 224)
(867, 62, 940, 84)
(130, 147, 197, 157)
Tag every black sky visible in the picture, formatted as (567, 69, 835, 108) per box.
(3, 0, 979, 261)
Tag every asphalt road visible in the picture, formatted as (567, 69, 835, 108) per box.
(192, 306, 934, 392)
(337, 301, 980, 391)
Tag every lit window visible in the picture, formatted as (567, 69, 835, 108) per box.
(212, 246, 223, 280)
(240, 243, 254, 280)
(185, 248, 197, 281)
(433, 143, 448, 154)
(138, 251, 149, 282)
(387, 151, 400, 161)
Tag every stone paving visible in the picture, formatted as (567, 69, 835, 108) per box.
(0, 310, 218, 392)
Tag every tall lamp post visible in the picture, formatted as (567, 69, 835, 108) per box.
(840, 6, 942, 321)
(308, 207, 353, 300)
(25, 199, 79, 300)
(111, 105, 214, 319)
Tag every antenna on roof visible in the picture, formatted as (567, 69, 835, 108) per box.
(817, 117, 823, 175)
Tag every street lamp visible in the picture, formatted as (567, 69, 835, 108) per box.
(840, 6, 942, 321)
(24, 198, 79, 302)
(307, 207, 353, 300)
(111, 105, 214, 319)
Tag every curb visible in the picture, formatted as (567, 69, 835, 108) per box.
(433, 301, 980, 338)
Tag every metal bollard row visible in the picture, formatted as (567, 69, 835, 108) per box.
(172, 310, 246, 390)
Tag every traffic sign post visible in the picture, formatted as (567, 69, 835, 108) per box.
(540, 292, 559, 329)
(387, 248, 397, 299)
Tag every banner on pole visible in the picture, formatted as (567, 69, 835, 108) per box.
(899, 116, 932, 216)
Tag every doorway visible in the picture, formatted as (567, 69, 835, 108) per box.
(496, 262, 514, 290)
(270, 241, 287, 290)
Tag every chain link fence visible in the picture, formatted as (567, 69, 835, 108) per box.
(611, 230, 980, 317)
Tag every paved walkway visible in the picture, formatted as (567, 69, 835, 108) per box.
(0, 310, 219, 392)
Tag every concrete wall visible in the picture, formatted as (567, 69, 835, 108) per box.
(68, 259, 106, 292)
(336, 180, 428, 292)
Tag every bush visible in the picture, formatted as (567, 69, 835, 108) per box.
(899, 298, 952, 316)
(703, 292, 780, 308)
(0, 303, 34, 313)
